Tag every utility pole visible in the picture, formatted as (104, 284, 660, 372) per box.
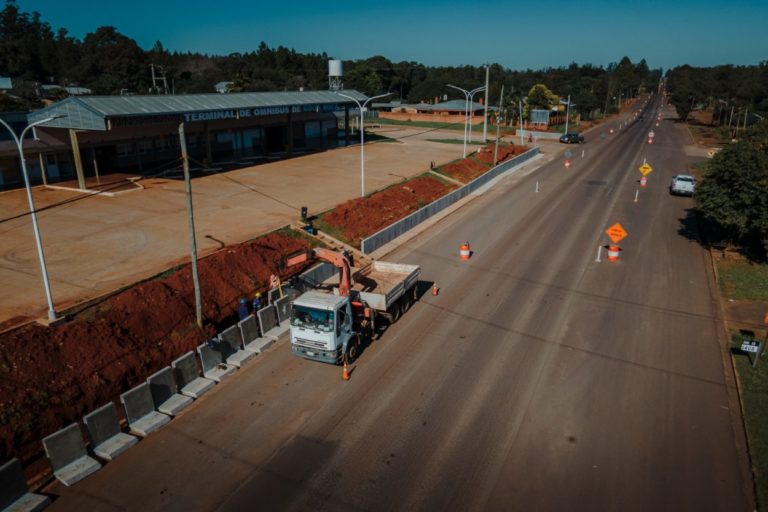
(519, 100, 525, 146)
(564, 94, 571, 134)
(178, 123, 203, 329)
(494, 85, 504, 165)
(482, 64, 490, 143)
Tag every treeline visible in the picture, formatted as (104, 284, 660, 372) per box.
(666, 63, 768, 122)
(0, 0, 660, 120)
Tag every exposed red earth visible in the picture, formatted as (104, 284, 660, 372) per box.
(0, 231, 314, 472)
(322, 175, 455, 247)
(441, 144, 527, 182)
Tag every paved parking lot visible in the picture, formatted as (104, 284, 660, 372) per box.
(0, 131, 483, 327)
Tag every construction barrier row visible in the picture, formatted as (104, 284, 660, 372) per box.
(360, 147, 540, 254)
(22, 286, 302, 499)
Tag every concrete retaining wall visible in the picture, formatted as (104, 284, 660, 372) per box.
(360, 147, 540, 254)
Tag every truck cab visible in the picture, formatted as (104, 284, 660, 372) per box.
(290, 291, 354, 364)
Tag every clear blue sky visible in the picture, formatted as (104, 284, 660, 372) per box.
(17, 0, 768, 71)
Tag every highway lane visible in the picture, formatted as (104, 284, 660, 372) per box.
(46, 96, 752, 511)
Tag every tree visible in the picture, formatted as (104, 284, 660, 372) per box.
(696, 139, 768, 256)
(73, 26, 148, 94)
(526, 83, 557, 111)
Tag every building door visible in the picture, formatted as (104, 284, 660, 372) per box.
(264, 125, 285, 153)
(46, 154, 60, 179)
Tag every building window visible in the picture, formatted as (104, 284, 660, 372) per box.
(137, 140, 153, 154)
(117, 143, 132, 157)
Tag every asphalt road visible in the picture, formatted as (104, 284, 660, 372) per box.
(46, 96, 753, 511)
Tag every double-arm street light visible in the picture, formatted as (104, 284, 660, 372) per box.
(447, 84, 486, 158)
(0, 114, 62, 321)
(337, 92, 393, 198)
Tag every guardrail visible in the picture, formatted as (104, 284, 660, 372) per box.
(361, 147, 540, 254)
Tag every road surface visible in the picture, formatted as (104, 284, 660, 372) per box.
(46, 97, 753, 511)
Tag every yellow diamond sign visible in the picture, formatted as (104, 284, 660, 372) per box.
(639, 163, 653, 176)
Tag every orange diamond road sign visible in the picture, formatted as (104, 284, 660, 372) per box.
(605, 223, 628, 244)
(639, 163, 653, 176)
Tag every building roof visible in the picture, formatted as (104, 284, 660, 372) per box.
(27, 89, 369, 131)
(399, 100, 486, 112)
(0, 77, 12, 89)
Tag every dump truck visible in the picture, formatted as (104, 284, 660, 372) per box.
(284, 248, 420, 365)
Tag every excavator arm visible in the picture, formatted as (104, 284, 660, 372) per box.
(284, 248, 353, 296)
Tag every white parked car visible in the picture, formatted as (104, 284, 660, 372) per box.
(670, 174, 696, 196)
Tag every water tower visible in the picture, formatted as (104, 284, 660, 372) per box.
(328, 60, 344, 91)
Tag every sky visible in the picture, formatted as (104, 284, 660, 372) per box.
(17, 0, 768, 72)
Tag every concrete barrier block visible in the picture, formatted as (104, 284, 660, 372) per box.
(147, 367, 193, 417)
(258, 305, 282, 339)
(239, 315, 260, 344)
(0, 458, 51, 511)
(244, 336, 274, 354)
(172, 352, 215, 399)
(120, 383, 171, 437)
(218, 331, 256, 368)
(274, 296, 292, 324)
(225, 348, 256, 368)
(220, 325, 244, 349)
(196, 343, 236, 383)
(41, 423, 101, 486)
(83, 402, 138, 461)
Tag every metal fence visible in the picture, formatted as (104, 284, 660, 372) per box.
(361, 147, 540, 254)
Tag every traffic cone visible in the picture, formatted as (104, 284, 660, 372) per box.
(460, 242, 471, 260)
(343, 362, 350, 381)
(640, 176, 647, 188)
(432, 283, 439, 296)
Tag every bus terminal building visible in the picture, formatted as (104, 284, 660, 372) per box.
(0, 90, 366, 190)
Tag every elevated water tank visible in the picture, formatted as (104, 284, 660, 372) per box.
(329, 59, 343, 91)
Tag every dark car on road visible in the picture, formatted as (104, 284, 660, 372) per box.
(559, 132, 585, 144)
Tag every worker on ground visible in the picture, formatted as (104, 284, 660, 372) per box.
(238, 297, 249, 320)
(252, 292, 263, 314)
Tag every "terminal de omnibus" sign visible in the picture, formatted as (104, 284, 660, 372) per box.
(183, 103, 343, 123)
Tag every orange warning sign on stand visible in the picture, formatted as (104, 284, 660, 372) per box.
(605, 223, 628, 244)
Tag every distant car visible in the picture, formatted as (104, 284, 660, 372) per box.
(559, 132, 585, 144)
(669, 174, 696, 196)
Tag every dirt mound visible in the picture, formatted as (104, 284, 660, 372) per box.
(441, 144, 527, 183)
(0, 230, 313, 468)
(474, 144, 526, 165)
(322, 176, 453, 246)
(441, 158, 488, 182)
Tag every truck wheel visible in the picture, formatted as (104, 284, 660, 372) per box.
(403, 293, 413, 313)
(390, 300, 402, 323)
(345, 336, 360, 363)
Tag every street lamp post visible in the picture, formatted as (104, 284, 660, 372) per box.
(337, 92, 392, 198)
(447, 84, 486, 158)
(564, 94, 571, 134)
(0, 115, 62, 321)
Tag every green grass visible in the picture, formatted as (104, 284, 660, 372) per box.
(368, 116, 515, 135)
(426, 138, 466, 144)
(364, 131, 399, 143)
(312, 215, 353, 247)
(717, 259, 768, 301)
(731, 333, 768, 511)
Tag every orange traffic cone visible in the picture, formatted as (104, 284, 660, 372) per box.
(343, 362, 350, 381)
(432, 283, 439, 296)
(460, 242, 471, 261)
